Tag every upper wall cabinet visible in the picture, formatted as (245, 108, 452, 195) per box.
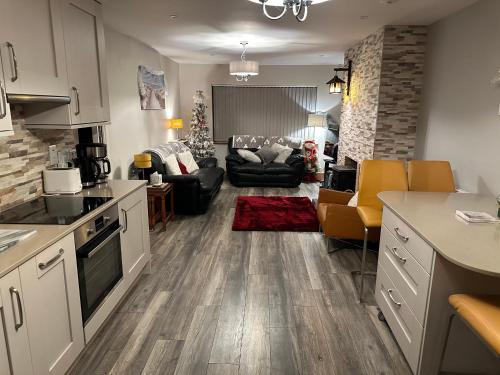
(4, 0, 110, 129)
(0, 0, 68, 96)
(60, 0, 110, 124)
(0, 60, 13, 136)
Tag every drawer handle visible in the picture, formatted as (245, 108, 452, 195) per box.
(387, 289, 402, 308)
(387, 245, 407, 264)
(9, 287, 23, 331)
(394, 227, 409, 243)
(38, 249, 64, 270)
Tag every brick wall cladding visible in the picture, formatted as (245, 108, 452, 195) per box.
(338, 26, 427, 164)
(0, 113, 76, 210)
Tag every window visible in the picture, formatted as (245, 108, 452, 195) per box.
(212, 85, 318, 143)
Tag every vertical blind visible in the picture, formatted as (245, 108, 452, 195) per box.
(212, 85, 318, 143)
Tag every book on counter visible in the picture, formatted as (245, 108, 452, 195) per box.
(455, 210, 500, 223)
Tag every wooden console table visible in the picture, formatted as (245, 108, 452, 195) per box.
(147, 183, 174, 231)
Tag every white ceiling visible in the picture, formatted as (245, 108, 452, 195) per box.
(102, 0, 477, 65)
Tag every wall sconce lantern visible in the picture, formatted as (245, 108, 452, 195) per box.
(327, 60, 352, 95)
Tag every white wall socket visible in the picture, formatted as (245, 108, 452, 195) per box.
(48, 145, 58, 166)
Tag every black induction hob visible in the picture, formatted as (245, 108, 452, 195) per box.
(0, 196, 113, 225)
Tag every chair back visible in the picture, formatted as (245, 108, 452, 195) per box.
(408, 160, 455, 192)
(358, 160, 408, 210)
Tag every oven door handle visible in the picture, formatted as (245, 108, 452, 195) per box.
(78, 225, 123, 259)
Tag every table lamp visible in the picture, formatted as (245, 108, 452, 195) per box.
(165, 118, 184, 140)
(134, 153, 152, 181)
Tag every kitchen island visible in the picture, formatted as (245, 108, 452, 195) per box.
(376, 191, 500, 374)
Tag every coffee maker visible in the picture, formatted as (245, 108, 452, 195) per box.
(75, 143, 111, 187)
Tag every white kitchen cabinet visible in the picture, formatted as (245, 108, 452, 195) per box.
(19, 233, 84, 375)
(23, 0, 110, 129)
(119, 187, 151, 288)
(61, 0, 109, 124)
(0, 0, 68, 96)
(0, 65, 13, 136)
(0, 269, 34, 375)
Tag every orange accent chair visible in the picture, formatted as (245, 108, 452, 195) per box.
(356, 160, 409, 302)
(317, 189, 379, 252)
(408, 160, 456, 192)
(439, 294, 500, 371)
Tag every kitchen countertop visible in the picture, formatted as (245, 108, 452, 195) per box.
(0, 180, 146, 278)
(378, 191, 500, 277)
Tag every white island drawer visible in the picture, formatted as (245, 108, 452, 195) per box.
(376, 264, 424, 374)
(379, 227, 431, 325)
(382, 208, 434, 273)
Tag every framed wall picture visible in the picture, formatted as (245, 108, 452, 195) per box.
(137, 65, 167, 110)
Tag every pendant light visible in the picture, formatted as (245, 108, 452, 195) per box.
(230, 42, 259, 82)
(248, 0, 329, 22)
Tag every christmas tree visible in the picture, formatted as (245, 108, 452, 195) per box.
(187, 90, 215, 159)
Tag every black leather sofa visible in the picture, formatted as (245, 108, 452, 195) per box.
(145, 152, 224, 214)
(225, 137, 306, 187)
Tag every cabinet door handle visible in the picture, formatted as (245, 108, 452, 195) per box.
(38, 249, 64, 270)
(122, 208, 128, 233)
(387, 245, 407, 264)
(387, 289, 402, 308)
(394, 227, 409, 243)
(6, 42, 18, 82)
(9, 287, 23, 331)
(72, 86, 80, 115)
(0, 81, 6, 119)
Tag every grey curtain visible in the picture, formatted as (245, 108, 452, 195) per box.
(212, 85, 318, 143)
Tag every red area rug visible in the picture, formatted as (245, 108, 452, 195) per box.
(232, 196, 319, 232)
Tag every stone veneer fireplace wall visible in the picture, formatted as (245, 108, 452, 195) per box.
(338, 25, 427, 165)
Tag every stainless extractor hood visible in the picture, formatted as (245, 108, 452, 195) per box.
(7, 94, 71, 105)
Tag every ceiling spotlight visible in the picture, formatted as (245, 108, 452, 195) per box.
(248, 0, 329, 22)
(379, 0, 399, 4)
(169, 14, 178, 19)
(360, 15, 369, 20)
(229, 42, 259, 82)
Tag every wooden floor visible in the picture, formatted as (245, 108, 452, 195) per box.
(70, 182, 411, 375)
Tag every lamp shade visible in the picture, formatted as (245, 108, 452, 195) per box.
(229, 61, 259, 76)
(307, 114, 327, 127)
(134, 153, 152, 169)
(166, 118, 184, 129)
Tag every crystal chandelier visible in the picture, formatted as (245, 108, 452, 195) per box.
(248, 0, 329, 22)
(229, 42, 259, 82)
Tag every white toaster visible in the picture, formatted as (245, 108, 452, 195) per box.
(43, 168, 83, 194)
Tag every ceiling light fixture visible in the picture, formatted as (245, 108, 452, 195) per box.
(326, 60, 352, 95)
(248, 0, 329, 22)
(229, 42, 259, 82)
(169, 14, 178, 19)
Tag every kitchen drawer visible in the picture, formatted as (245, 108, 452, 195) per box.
(382, 207, 433, 273)
(34, 235, 73, 277)
(379, 227, 431, 325)
(376, 264, 424, 374)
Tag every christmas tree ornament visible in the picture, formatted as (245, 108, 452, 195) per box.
(187, 90, 216, 159)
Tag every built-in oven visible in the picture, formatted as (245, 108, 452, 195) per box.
(74, 204, 123, 324)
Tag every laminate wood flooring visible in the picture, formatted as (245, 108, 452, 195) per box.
(69, 182, 411, 375)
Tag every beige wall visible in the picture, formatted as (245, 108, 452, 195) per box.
(104, 27, 181, 179)
(178, 64, 341, 167)
(416, 0, 500, 195)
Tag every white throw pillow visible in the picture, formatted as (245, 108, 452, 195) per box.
(271, 143, 293, 164)
(164, 154, 182, 176)
(177, 151, 199, 173)
(237, 149, 261, 163)
(347, 192, 358, 207)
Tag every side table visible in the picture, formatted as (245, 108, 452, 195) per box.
(147, 183, 174, 231)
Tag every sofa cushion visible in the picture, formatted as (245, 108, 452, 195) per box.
(165, 154, 182, 175)
(256, 146, 279, 164)
(237, 149, 261, 163)
(271, 143, 293, 164)
(191, 167, 225, 193)
(232, 162, 268, 175)
(263, 163, 295, 174)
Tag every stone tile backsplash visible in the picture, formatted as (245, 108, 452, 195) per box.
(0, 114, 77, 210)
